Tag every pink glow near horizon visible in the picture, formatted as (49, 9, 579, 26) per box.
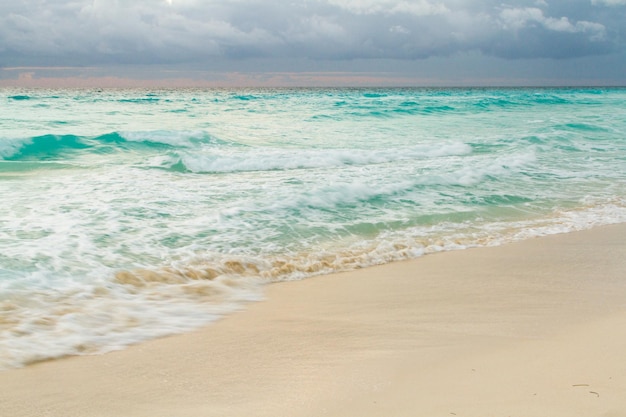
(0, 70, 454, 88)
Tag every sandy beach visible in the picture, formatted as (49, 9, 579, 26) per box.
(1, 223, 625, 417)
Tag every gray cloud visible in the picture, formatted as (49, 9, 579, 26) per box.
(0, 0, 624, 68)
(592, 0, 626, 5)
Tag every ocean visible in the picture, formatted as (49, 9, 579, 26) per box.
(1, 87, 625, 369)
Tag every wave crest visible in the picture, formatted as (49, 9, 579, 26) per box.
(155, 142, 472, 174)
(0, 130, 222, 162)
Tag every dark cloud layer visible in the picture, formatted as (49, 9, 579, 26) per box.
(1, 0, 624, 65)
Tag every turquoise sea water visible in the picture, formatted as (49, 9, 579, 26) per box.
(1, 87, 625, 369)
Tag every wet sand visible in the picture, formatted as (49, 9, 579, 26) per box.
(1, 223, 625, 417)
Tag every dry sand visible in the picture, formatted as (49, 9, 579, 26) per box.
(1, 224, 625, 417)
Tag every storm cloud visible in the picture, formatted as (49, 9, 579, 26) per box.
(1, 0, 624, 67)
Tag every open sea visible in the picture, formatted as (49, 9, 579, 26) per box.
(1, 87, 625, 369)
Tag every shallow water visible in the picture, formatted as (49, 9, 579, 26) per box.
(1, 87, 625, 369)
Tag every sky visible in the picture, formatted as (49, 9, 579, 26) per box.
(1, 0, 625, 87)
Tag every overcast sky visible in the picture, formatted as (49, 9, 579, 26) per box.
(1, 0, 625, 87)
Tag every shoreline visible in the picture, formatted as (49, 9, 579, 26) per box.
(1, 223, 626, 416)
